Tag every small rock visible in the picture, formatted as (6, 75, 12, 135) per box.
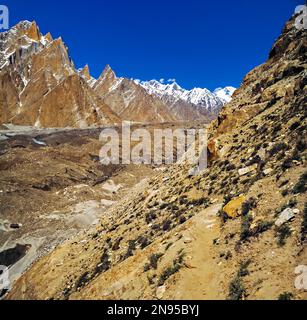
(32, 138, 47, 146)
(238, 164, 258, 176)
(263, 168, 273, 175)
(183, 237, 193, 244)
(293, 208, 300, 214)
(258, 148, 266, 160)
(10, 223, 22, 229)
(275, 208, 295, 227)
(156, 285, 166, 300)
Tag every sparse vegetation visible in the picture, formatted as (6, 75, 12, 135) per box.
(275, 224, 292, 246)
(228, 276, 245, 300)
(301, 203, 307, 243)
(158, 251, 185, 286)
(145, 211, 157, 224)
(137, 236, 150, 249)
(238, 260, 251, 277)
(226, 163, 236, 171)
(292, 172, 307, 194)
(218, 209, 229, 224)
(278, 292, 293, 300)
(281, 189, 288, 197)
(162, 219, 172, 231)
(122, 240, 136, 260)
(251, 220, 273, 236)
(228, 260, 251, 300)
(242, 198, 257, 216)
(144, 253, 164, 272)
(269, 142, 287, 156)
(240, 214, 253, 240)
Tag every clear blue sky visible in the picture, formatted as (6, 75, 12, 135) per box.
(4, 0, 302, 90)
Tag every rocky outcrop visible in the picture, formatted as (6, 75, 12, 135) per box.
(0, 21, 120, 127)
(207, 14, 306, 159)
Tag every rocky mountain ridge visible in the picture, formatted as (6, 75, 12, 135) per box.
(0, 21, 234, 126)
(138, 79, 235, 116)
(0, 20, 120, 128)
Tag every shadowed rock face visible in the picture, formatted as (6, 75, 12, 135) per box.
(0, 21, 120, 128)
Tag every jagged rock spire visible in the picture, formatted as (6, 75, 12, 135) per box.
(80, 64, 91, 80)
(25, 21, 41, 41)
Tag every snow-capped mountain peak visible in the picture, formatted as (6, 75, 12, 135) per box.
(214, 86, 236, 103)
(136, 79, 235, 113)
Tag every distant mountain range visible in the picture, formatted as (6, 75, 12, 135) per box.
(0, 20, 236, 127)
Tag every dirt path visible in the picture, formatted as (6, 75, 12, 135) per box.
(164, 203, 225, 300)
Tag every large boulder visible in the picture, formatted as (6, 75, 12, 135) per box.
(223, 195, 246, 218)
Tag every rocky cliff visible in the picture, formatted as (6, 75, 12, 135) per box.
(0, 21, 119, 127)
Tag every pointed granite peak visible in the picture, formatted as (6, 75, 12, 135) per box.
(44, 32, 53, 42)
(101, 64, 116, 78)
(93, 65, 117, 92)
(80, 64, 91, 80)
(96, 64, 116, 83)
(25, 21, 41, 41)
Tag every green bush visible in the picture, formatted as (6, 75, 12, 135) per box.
(269, 142, 287, 156)
(276, 224, 292, 246)
(228, 260, 251, 300)
(278, 292, 293, 300)
(240, 214, 253, 240)
(158, 251, 185, 286)
(228, 276, 246, 300)
(292, 172, 307, 194)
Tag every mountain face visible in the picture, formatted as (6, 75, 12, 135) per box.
(0, 21, 119, 128)
(92, 65, 177, 123)
(92, 69, 235, 122)
(6, 15, 306, 300)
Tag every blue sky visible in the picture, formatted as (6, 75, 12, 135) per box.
(3, 0, 302, 91)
